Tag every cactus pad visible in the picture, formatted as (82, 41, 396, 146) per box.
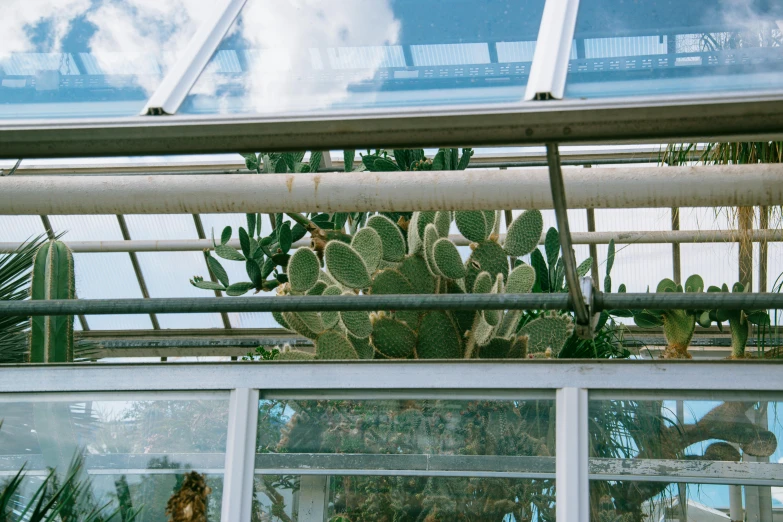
(348, 333, 375, 360)
(320, 285, 342, 329)
(324, 240, 371, 289)
(370, 269, 415, 295)
(506, 264, 536, 294)
(433, 211, 452, 238)
(340, 310, 373, 338)
(455, 211, 489, 242)
(521, 311, 574, 356)
(351, 227, 383, 272)
(367, 215, 405, 262)
(415, 211, 438, 240)
(306, 281, 328, 296)
(662, 310, 696, 358)
(508, 335, 529, 359)
(399, 255, 436, 294)
(433, 238, 466, 280)
(287, 247, 320, 293)
(276, 346, 316, 361)
(272, 310, 291, 330)
(422, 223, 442, 277)
(504, 210, 543, 257)
(417, 311, 463, 359)
(465, 241, 509, 293)
(370, 316, 417, 358)
(282, 311, 326, 340)
(478, 337, 511, 359)
(684, 274, 704, 292)
(316, 330, 359, 359)
(482, 274, 504, 326)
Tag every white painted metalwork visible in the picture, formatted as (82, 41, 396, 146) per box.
(141, 0, 248, 115)
(525, 0, 581, 100)
(2, 164, 782, 215)
(3, 229, 781, 254)
(556, 387, 589, 522)
(221, 388, 260, 522)
(297, 475, 329, 521)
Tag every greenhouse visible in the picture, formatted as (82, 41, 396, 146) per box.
(1, 0, 783, 520)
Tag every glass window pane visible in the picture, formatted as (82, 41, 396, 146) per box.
(565, 0, 783, 99)
(0, 393, 230, 520)
(181, 0, 546, 116)
(589, 394, 783, 515)
(254, 397, 556, 519)
(0, 1, 213, 120)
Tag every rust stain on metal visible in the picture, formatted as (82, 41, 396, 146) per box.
(313, 175, 321, 193)
(286, 175, 294, 193)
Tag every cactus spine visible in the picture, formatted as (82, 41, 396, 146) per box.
(29, 240, 75, 362)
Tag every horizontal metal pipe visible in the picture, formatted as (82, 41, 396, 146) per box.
(1, 229, 780, 254)
(1, 164, 781, 214)
(2, 292, 782, 317)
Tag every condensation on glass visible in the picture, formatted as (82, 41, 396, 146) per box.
(0, 393, 230, 520)
(252, 397, 557, 520)
(0, 0, 213, 120)
(565, 0, 783, 98)
(180, 0, 546, 116)
(588, 393, 783, 518)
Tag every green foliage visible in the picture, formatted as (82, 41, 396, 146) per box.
(29, 240, 75, 363)
(350, 228, 383, 273)
(520, 311, 576, 357)
(370, 316, 417, 358)
(366, 215, 405, 262)
(316, 330, 359, 359)
(697, 282, 770, 358)
(0, 234, 46, 363)
(631, 275, 704, 358)
(504, 210, 544, 257)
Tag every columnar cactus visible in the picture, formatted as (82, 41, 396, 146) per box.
(276, 209, 576, 360)
(29, 240, 75, 362)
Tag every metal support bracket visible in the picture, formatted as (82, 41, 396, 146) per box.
(546, 143, 593, 338)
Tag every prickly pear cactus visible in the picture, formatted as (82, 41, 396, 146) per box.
(29, 240, 75, 363)
(271, 208, 579, 360)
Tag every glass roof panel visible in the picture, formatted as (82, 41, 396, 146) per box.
(565, 0, 783, 99)
(0, 0, 211, 120)
(180, 0, 545, 116)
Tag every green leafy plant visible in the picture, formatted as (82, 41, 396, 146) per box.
(29, 240, 76, 363)
(696, 282, 771, 358)
(0, 423, 141, 521)
(631, 275, 704, 359)
(0, 235, 46, 363)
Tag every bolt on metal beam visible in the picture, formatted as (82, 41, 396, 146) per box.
(546, 143, 592, 336)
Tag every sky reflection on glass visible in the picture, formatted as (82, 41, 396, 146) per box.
(565, 0, 783, 98)
(181, 0, 544, 115)
(0, 0, 211, 119)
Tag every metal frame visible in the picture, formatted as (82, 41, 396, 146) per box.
(3, 94, 783, 158)
(4, 229, 783, 253)
(141, 0, 248, 115)
(4, 292, 782, 317)
(0, 361, 781, 522)
(525, 0, 581, 100)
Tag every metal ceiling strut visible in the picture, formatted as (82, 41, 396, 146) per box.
(140, 0, 248, 115)
(546, 143, 593, 337)
(3, 292, 783, 317)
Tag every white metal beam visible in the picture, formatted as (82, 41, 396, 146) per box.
(525, 0, 580, 100)
(556, 387, 589, 522)
(1, 361, 781, 393)
(221, 388, 259, 522)
(3, 229, 781, 254)
(2, 164, 782, 215)
(141, 0, 248, 115)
